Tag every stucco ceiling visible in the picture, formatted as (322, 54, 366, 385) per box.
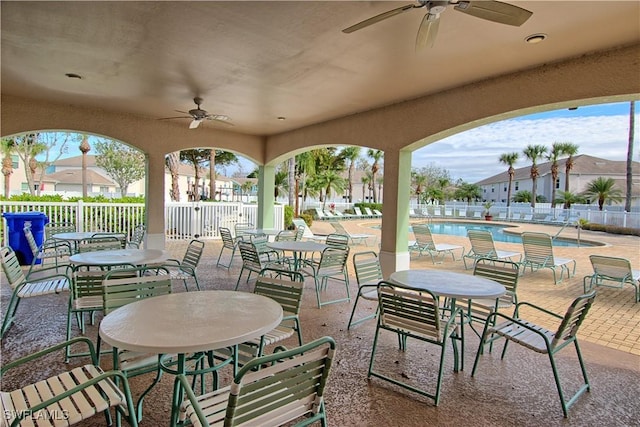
(1, 1, 639, 136)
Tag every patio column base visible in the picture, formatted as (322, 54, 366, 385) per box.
(379, 250, 410, 278)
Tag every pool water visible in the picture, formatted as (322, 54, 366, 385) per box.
(423, 223, 594, 247)
(372, 222, 594, 247)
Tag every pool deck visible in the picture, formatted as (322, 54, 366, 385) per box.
(313, 217, 640, 355)
(1, 218, 639, 426)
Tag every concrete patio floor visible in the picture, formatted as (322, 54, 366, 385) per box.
(1, 219, 638, 426)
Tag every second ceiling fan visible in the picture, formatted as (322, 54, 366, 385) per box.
(161, 97, 233, 129)
(343, 0, 533, 50)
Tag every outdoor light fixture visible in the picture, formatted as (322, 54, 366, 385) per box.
(525, 33, 547, 44)
(277, 117, 286, 121)
(65, 73, 82, 79)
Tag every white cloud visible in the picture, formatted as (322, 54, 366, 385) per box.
(413, 112, 639, 182)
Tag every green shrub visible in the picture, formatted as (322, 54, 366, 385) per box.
(298, 213, 313, 227)
(284, 205, 293, 229)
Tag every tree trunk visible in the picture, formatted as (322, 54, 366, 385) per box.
(625, 101, 635, 212)
(288, 157, 295, 208)
(166, 152, 181, 201)
(209, 150, 216, 201)
(2, 156, 12, 198)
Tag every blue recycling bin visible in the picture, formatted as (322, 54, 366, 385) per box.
(2, 212, 49, 265)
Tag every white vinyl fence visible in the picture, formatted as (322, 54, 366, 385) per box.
(1, 201, 284, 244)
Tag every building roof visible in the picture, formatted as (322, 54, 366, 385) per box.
(475, 154, 640, 185)
(52, 155, 98, 168)
(44, 169, 116, 186)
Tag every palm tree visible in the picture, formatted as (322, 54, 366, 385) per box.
(1, 138, 15, 198)
(498, 152, 519, 207)
(339, 146, 360, 203)
(583, 177, 623, 211)
(523, 144, 548, 208)
(165, 152, 181, 201)
(274, 169, 288, 199)
(555, 190, 585, 209)
(412, 171, 428, 205)
(209, 149, 216, 201)
(294, 151, 316, 215)
(79, 135, 90, 198)
(314, 170, 346, 210)
(287, 157, 295, 208)
(546, 143, 564, 208)
(367, 149, 383, 203)
(625, 101, 635, 212)
(559, 142, 579, 207)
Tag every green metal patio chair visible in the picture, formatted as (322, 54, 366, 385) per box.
(347, 251, 383, 330)
(99, 266, 173, 421)
(216, 227, 239, 268)
(78, 235, 124, 252)
(160, 239, 205, 291)
(456, 257, 520, 338)
(126, 223, 146, 248)
(300, 246, 350, 308)
(520, 232, 576, 284)
(24, 222, 72, 270)
(216, 268, 305, 372)
(368, 281, 463, 406)
(235, 240, 281, 290)
(583, 254, 639, 303)
(1, 337, 138, 427)
(176, 336, 336, 427)
(472, 291, 597, 418)
(0, 246, 71, 339)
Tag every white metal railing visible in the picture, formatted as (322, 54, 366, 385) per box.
(1, 200, 285, 244)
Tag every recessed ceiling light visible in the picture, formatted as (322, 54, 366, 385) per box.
(525, 33, 547, 44)
(277, 116, 286, 121)
(65, 73, 82, 79)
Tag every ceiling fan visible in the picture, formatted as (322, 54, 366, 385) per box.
(343, 0, 533, 50)
(160, 97, 233, 129)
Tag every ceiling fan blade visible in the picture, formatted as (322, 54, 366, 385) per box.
(454, 1, 532, 26)
(158, 115, 192, 120)
(189, 119, 203, 129)
(207, 115, 234, 126)
(343, 3, 416, 33)
(415, 13, 440, 50)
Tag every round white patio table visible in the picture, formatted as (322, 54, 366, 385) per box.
(389, 270, 506, 300)
(51, 231, 97, 242)
(267, 240, 328, 270)
(243, 228, 282, 236)
(99, 290, 283, 426)
(69, 248, 170, 266)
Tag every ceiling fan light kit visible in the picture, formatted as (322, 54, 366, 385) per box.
(343, 0, 533, 50)
(159, 97, 232, 129)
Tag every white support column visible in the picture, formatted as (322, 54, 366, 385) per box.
(146, 152, 166, 249)
(379, 149, 412, 277)
(257, 165, 275, 229)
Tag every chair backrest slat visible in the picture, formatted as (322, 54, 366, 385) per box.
(473, 258, 520, 295)
(319, 247, 349, 270)
(353, 251, 383, 285)
(0, 247, 26, 289)
(102, 267, 172, 315)
(224, 337, 335, 426)
(238, 240, 264, 270)
(522, 232, 555, 265)
(378, 283, 442, 341)
(219, 227, 236, 250)
(182, 239, 205, 269)
(467, 230, 497, 257)
(78, 236, 123, 253)
(255, 269, 304, 316)
(412, 225, 435, 249)
(325, 233, 349, 249)
(551, 291, 596, 348)
(589, 255, 633, 281)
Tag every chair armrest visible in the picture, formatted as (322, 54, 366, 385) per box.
(513, 301, 563, 320)
(26, 264, 72, 279)
(175, 374, 211, 427)
(1, 337, 97, 375)
(483, 311, 555, 346)
(162, 259, 182, 267)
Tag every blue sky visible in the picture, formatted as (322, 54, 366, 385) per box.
(412, 101, 639, 183)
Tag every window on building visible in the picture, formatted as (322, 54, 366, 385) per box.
(11, 155, 19, 169)
(491, 186, 495, 193)
(503, 186, 507, 192)
(21, 182, 29, 192)
(515, 181, 519, 191)
(555, 178, 560, 189)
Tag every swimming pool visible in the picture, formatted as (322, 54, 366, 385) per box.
(372, 222, 595, 247)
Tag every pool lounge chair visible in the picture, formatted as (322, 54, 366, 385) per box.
(444, 208, 453, 217)
(292, 218, 327, 242)
(520, 232, 576, 284)
(458, 209, 467, 218)
(583, 255, 639, 303)
(463, 230, 522, 269)
(331, 222, 375, 246)
(409, 224, 464, 264)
